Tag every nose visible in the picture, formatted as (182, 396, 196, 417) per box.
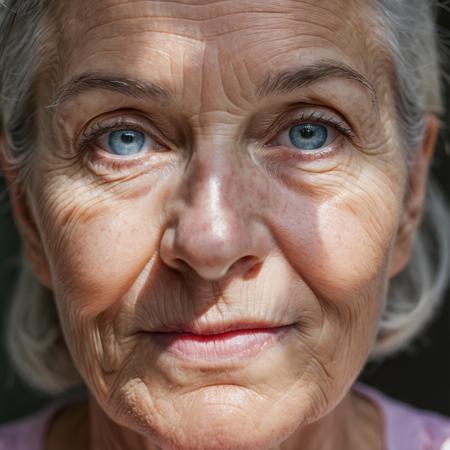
(159, 156, 271, 281)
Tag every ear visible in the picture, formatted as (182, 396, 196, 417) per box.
(388, 114, 439, 278)
(0, 133, 53, 289)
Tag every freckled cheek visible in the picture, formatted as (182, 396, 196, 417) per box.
(319, 207, 395, 285)
(43, 194, 161, 314)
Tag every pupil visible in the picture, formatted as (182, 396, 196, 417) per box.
(300, 126, 314, 139)
(121, 133, 134, 144)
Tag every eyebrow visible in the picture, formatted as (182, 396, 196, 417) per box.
(46, 61, 377, 111)
(46, 72, 169, 110)
(257, 61, 377, 105)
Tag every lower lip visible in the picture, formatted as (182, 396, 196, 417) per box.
(153, 326, 292, 361)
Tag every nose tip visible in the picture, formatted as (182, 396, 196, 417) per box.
(170, 255, 260, 281)
(159, 221, 269, 282)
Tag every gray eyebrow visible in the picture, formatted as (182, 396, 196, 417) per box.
(46, 62, 376, 111)
(257, 61, 377, 105)
(46, 72, 169, 110)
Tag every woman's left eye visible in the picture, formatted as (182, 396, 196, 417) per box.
(273, 123, 339, 151)
(97, 129, 160, 156)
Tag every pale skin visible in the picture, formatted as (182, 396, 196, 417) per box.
(0, 0, 439, 449)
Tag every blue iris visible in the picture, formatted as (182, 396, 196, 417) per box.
(288, 124, 328, 150)
(108, 130, 146, 155)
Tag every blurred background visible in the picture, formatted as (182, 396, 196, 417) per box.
(1, 5, 450, 424)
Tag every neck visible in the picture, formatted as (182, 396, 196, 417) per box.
(46, 388, 382, 450)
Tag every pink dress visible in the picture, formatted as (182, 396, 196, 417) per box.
(1, 384, 450, 449)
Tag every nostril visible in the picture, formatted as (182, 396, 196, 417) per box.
(170, 254, 263, 281)
(229, 256, 263, 280)
(172, 258, 190, 273)
(243, 261, 263, 280)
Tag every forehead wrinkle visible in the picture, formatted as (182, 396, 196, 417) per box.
(78, 17, 206, 47)
(60, 0, 373, 70)
(66, 0, 363, 43)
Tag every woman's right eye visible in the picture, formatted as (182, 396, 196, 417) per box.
(98, 129, 157, 156)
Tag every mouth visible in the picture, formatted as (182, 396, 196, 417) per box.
(150, 323, 294, 362)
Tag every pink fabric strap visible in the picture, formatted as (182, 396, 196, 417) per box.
(0, 399, 72, 450)
(354, 383, 450, 450)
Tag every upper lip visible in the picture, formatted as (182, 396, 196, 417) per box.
(153, 321, 290, 335)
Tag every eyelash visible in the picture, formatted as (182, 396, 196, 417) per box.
(78, 110, 354, 170)
(296, 111, 353, 137)
(79, 117, 153, 152)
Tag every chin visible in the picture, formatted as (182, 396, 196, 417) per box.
(151, 414, 293, 450)
(165, 391, 310, 450)
(117, 385, 304, 450)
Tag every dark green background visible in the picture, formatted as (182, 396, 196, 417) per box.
(2, 7, 450, 425)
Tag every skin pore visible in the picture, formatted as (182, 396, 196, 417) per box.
(1, 0, 438, 449)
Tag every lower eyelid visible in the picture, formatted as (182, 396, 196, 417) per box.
(86, 133, 177, 173)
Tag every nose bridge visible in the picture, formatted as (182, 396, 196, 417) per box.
(179, 143, 249, 260)
(187, 141, 244, 232)
(160, 139, 269, 280)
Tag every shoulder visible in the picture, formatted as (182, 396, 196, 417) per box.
(354, 383, 450, 450)
(0, 403, 60, 450)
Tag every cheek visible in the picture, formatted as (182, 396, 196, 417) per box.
(275, 159, 402, 287)
(33, 176, 172, 393)
(37, 174, 170, 312)
(310, 200, 395, 295)
(270, 168, 404, 351)
(52, 204, 154, 312)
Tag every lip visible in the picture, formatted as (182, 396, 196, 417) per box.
(151, 325, 293, 362)
(153, 321, 289, 335)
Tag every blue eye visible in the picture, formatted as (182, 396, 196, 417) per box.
(107, 129, 146, 156)
(288, 124, 328, 150)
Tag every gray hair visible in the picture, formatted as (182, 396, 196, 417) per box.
(0, 0, 450, 394)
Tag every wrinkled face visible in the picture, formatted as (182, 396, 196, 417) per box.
(24, 0, 415, 448)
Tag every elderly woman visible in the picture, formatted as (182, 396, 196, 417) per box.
(1, 0, 450, 449)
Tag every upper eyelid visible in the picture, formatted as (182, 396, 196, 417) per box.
(79, 116, 165, 150)
(82, 116, 150, 138)
(283, 109, 352, 131)
(250, 104, 354, 140)
(79, 107, 181, 138)
(264, 110, 354, 145)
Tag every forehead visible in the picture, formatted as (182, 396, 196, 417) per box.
(54, 0, 378, 95)
(62, 0, 369, 43)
